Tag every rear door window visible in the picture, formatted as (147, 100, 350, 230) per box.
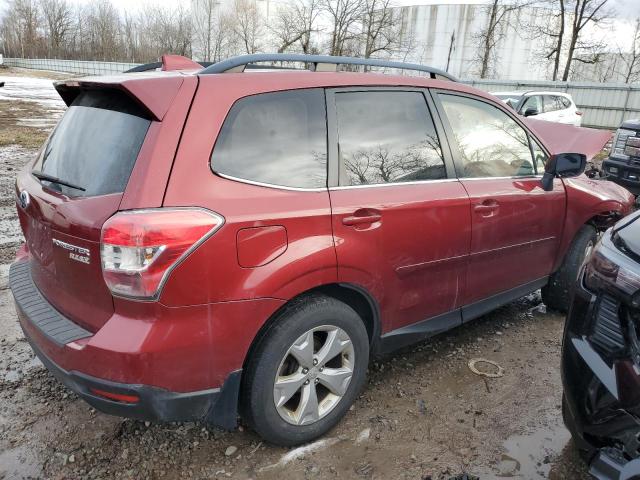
(334, 90, 445, 186)
(33, 89, 151, 197)
(211, 89, 327, 189)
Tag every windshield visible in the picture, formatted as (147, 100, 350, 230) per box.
(33, 89, 151, 197)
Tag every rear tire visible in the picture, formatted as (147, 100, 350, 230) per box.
(542, 225, 597, 313)
(240, 294, 369, 446)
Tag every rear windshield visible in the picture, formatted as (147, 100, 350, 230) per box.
(33, 89, 151, 197)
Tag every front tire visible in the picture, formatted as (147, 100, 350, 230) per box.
(240, 294, 369, 446)
(542, 225, 597, 313)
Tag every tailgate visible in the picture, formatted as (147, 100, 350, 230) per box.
(15, 88, 153, 332)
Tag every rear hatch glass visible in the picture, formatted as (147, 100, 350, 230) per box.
(33, 89, 150, 197)
(19, 89, 151, 332)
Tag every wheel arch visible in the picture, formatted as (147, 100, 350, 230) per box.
(554, 202, 627, 273)
(240, 282, 381, 374)
(585, 210, 625, 232)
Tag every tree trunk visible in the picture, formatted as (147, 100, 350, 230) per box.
(480, 0, 499, 79)
(552, 0, 564, 81)
(446, 30, 455, 73)
(561, 32, 577, 81)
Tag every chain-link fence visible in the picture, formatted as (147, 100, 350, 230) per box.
(2, 57, 140, 76)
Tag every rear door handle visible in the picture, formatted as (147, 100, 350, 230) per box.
(342, 211, 382, 226)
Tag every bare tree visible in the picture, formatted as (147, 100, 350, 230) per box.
(475, 0, 527, 79)
(192, 0, 221, 61)
(138, 3, 191, 59)
(527, 0, 566, 80)
(361, 0, 395, 58)
(84, 0, 123, 61)
(1, 0, 194, 63)
(445, 30, 455, 73)
(618, 18, 640, 83)
(270, 0, 321, 54)
(550, 0, 565, 80)
(561, 0, 611, 81)
(40, 0, 73, 57)
(322, 0, 365, 56)
(4, 0, 42, 58)
(230, 0, 264, 55)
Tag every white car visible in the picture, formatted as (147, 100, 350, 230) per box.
(492, 91, 583, 126)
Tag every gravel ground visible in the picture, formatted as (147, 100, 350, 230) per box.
(0, 71, 591, 480)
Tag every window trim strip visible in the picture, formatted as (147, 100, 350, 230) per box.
(329, 178, 460, 190)
(216, 172, 328, 192)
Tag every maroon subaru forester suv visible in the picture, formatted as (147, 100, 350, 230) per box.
(9, 54, 635, 446)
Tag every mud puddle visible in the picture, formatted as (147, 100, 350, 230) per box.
(479, 417, 572, 479)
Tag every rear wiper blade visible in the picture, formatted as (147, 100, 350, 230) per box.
(31, 170, 86, 192)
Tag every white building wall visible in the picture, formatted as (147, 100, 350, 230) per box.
(397, 4, 559, 80)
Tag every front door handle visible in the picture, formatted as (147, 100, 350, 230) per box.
(473, 200, 499, 214)
(342, 210, 382, 226)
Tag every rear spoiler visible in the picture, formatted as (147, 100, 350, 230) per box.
(126, 54, 209, 73)
(54, 74, 185, 121)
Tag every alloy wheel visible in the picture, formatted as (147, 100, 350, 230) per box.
(273, 325, 355, 426)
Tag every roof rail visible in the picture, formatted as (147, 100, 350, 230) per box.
(199, 54, 458, 81)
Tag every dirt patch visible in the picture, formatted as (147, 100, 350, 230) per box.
(0, 99, 54, 149)
(0, 289, 590, 480)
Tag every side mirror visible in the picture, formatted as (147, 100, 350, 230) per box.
(541, 153, 587, 191)
(524, 107, 539, 117)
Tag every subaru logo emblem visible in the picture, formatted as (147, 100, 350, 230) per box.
(19, 190, 30, 209)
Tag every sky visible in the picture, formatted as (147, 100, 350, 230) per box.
(114, 0, 640, 15)
(1, 0, 639, 15)
(106, 0, 640, 14)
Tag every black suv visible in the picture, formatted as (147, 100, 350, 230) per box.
(603, 120, 640, 195)
(562, 210, 640, 479)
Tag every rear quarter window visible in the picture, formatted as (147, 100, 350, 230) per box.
(33, 89, 151, 197)
(211, 89, 327, 189)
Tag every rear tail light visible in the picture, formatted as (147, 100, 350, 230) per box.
(100, 208, 224, 299)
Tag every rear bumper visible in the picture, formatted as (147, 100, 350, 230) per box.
(602, 158, 640, 195)
(23, 324, 240, 425)
(9, 260, 246, 428)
